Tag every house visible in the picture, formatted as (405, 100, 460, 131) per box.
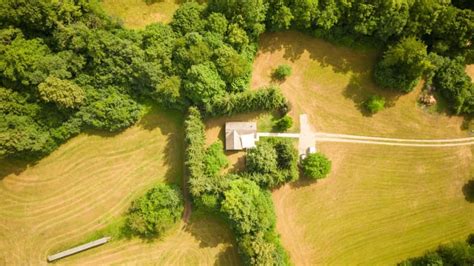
(225, 122, 257, 151)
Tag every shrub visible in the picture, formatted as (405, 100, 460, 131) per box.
(274, 115, 293, 131)
(184, 107, 207, 197)
(221, 179, 276, 235)
(203, 140, 229, 176)
(272, 64, 292, 80)
(364, 95, 386, 114)
(434, 58, 474, 115)
(244, 138, 298, 188)
(203, 86, 286, 117)
(79, 90, 141, 132)
(246, 142, 278, 174)
(399, 239, 474, 266)
(374, 37, 430, 92)
(127, 184, 183, 238)
(301, 152, 332, 179)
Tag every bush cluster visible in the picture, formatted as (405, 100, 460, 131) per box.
(184, 109, 291, 265)
(244, 138, 299, 189)
(127, 184, 183, 238)
(400, 235, 474, 265)
(203, 86, 287, 117)
(301, 152, 332, 180)
(272, 64, 292, 80)
(274, 115, 293, 131)
(364, 95, 386, 114)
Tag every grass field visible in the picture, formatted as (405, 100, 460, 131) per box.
(101, 0, 180, 28)
(253, 31, 467, 139)
(273, 143, 473, 265)
(0, 107, 239, 265)
(251, 31, 474, 265)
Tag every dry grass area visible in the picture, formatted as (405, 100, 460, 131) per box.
(0, 107, 239, 265)
(273, 143, 473, 265)
(252, 31, 467, 139)
(251, 31, 474, 265)
(101, 0, 180, 28)
(467, 64, 474, 80)
(60, 216, 240, 265)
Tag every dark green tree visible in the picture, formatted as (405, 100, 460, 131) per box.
(246, 142, 278, 174)
(434, 58, 474, 114)
(301, 152, 332, 179)
(127, 184, 184, 237)
(183, 63, 226, 105)
(221, 179, 276, 235)
(375, 37, 430, 92)
(38, 76, 85, 109)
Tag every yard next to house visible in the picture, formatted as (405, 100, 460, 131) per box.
(250, 31, 474, 265)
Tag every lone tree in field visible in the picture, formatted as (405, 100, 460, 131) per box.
(301, 153, 332, 179)
(127, 184, 183, 237)
(272, 64, 292, 81)
(364, 95, 386, 114)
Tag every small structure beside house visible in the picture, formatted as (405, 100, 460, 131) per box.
(225, 122, 257, 151)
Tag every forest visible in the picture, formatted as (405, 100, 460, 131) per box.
(1, 0, 473, 158)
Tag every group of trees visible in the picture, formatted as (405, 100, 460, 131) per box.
(184, 108, 291, 265)
(127, 184, 184, 238)
(0, 0, 281, 158)
(400, 234, 474, 265)
(265, 0, 473, 114)
(245, 138, 299, 189)
(301, 152, 332, 179)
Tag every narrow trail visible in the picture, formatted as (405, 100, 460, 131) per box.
(315, 132, 474, 143)
(313, 132, 474, 147)
(257, 132, 474, 147)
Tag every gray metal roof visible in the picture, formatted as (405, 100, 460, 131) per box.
(225, 122, 257, 150)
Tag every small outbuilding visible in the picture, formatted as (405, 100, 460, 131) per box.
(225, 122, 257, 151)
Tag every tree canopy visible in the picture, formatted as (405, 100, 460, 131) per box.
(127, 184, 184, 237)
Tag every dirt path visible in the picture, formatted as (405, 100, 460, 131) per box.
(257, 115, 474, 151)
(314, 132, 474, 147)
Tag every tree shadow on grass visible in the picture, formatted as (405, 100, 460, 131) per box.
(258, 31, 377, 75)
(183, 212, 236, 249)
(343, 73, 401, 116)
(214, 245, 241, 266)
(0, 158, 33, 180)
(462, 180, 474, 203)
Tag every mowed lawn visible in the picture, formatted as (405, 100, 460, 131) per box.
(0, 107, 239, 265)
(252, 32, 474, 265)
(101, 0, 180, 28)
(273, 143, 473, 265)
(253, 31, 466, 139)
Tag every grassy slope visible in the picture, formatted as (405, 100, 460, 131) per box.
(101, 0, 180, 29)
(0, 107, 239, 265)
(252, 31, 474, 265)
